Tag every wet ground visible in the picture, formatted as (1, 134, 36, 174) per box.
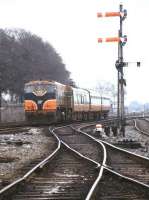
(0, 127, 56, 188)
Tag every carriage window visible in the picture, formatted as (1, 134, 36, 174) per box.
(91, 96, 101, 105)
(81, 95, 84, 104)
(102, 98, 110, 106)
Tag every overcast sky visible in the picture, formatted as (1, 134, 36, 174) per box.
(0, 0, 148, 104)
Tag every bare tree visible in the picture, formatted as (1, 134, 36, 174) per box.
(95, 81, 115, 97)
(95, 81, 117, 112)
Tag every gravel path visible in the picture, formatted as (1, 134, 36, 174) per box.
(97, 120, 149, 158)
(0, 127, 56, 188)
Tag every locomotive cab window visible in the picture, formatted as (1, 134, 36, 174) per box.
(24, 83, 56, 98)
(24, 85, 35, 93)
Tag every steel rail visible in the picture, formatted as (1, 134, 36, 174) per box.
(53, 124, 107, 200)
(53, 124, 103, 167)
(77, 123, 149, 199)
(104, 166, 149, 189)
(1, 120, 148, 197)
(134, 119, 149, 136)
(144, 118, 149, 122)
(100, 138, 149, 161)
(72, 126, 107, 200)
(0, 128, 61, 195)
(61, 140, 100, 167)
(79, 123, 149, 161)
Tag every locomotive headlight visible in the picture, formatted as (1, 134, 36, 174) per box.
(43, 99, 56, 111)
(24, 100, 38, 111)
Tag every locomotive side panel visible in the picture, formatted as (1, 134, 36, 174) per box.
(72, 88, 90, 112)
(55, 83, 73, 120)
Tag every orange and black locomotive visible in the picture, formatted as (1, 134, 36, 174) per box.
(24, 80, 111, 121)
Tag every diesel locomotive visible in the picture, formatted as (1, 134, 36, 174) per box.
(24, 80, 112, 121)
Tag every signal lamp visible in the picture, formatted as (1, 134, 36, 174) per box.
(137, 62, 140, 67)
(120, 9, 127, 20)
(120, 35, 127, 46)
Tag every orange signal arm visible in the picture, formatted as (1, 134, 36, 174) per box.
(97, 12, 120, 18)
(105, 37, 120, 42)
(105, 12, 120, 17)
(98, 37, 120, 43)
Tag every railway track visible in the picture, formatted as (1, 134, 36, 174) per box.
(2, 145, 98, 200)
(134, 118, 149, 136)
(103, 141, 149, 185)
(0, 122, 31, 134)
(0, 121, 54, 131)
(0, 129, 60, 200)
(92, 168, 149, 199)
(53, 124, 104, 164)
(0, 125, 101, 200)
(78, 123, 149, 186)
(53, 123, 149, 199)
(1, 121, 149, 199)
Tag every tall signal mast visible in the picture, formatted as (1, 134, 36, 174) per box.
(116, 4, 127, 136)
(97, 4, 127, 136)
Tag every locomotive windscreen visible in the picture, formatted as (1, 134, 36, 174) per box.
(24, 83, 56, 98)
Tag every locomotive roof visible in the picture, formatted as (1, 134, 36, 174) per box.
(25, 80, 65, 86)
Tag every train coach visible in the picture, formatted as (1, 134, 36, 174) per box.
(24, 80, 112, 122)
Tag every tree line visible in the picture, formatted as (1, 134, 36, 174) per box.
(0, 28, 73, 101)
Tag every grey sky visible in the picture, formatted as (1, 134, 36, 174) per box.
(0, 0, 148, 104)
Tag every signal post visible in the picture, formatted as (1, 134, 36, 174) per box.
(116, 4, 127, 136)
(97, 4, 127, 136)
